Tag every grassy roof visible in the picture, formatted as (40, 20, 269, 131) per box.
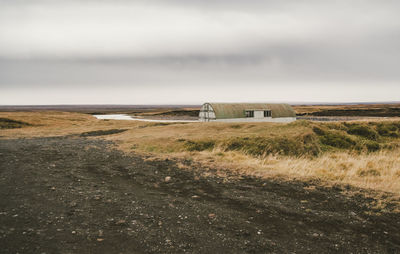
(206, 103, 296, 119)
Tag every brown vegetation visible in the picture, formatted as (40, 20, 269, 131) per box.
(0, 117, 31, 129)
(1, 111, 400, 196)
(294, 103, 400, 117)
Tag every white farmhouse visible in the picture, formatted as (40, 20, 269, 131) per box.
(199, 103, 296, 122)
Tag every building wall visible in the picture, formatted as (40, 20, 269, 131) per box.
(199, 111, 216, 120)
(207, 103, 296, 119)
(199, 103, 296, 122)
(254, 110, 265, 118)
(205, 117, 297, 123)
(199, 103, 216, 121)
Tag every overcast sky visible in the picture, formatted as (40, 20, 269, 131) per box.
(0, 0, 399, 105)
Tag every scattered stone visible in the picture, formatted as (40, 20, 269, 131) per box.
(208, 213, 216, 219)
(116, 219, 126, 225)
(1, 136, 397, 253)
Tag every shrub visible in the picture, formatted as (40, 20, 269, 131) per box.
(301, 134, 322, 156)
(347, 125, 378, 140)
(221, 134, 321, 157)
(184, 140, 215, 151)
(326, 123, 348, 131)
(377, 123, 399, 137)
(312, 127, 326, 136)
(386, 124, 398, 131)
(319, 131, 356, 149)
(377, 125, 391, 136)
(365, 141, 380, 152)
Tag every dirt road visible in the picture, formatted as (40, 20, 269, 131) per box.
(0, 137, 399, 253)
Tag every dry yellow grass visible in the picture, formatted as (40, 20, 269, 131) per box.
(183, 149, 400, 193)
(1, 111, 400, 196)
(293, 103, 400, 115)
(0, 111, 140, 138)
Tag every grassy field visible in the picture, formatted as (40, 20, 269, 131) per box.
(294, 103, 400, 117)
(1, 111, 400, 197)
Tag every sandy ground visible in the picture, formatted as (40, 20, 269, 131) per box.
(1, 137, 400, 253)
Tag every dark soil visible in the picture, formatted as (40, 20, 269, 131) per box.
(130, 109, 200, 120)
(79, 129, 128, 137)
(300, 108, 400, 117)
(154, 110, 200, 117)
(0, 137, 399, 253)
(0, 118, 31, 129)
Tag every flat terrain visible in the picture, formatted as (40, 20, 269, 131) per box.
(294, 103, 400, 117)
(1, 137, 400, 253)
(2, 103, 400, 120)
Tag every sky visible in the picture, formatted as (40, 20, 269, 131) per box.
(0, 0, 399, 105)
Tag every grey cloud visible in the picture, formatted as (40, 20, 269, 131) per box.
(0, 0, 399, 104)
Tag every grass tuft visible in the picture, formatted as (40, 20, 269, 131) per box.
(220, 133, 321, 157)
(347, 125, 379, 140)
(377, 123, 399, 137)
(357, 168, 381, 177)
(318, 130, 356, 149)
(184, 140, 215, 151)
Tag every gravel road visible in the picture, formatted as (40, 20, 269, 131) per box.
(0, 137, 399, 253)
